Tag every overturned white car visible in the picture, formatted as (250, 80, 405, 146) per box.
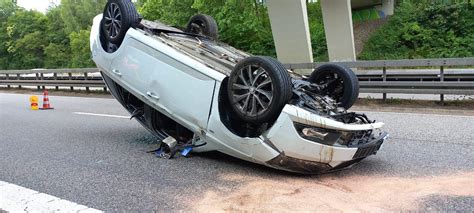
(90, 0, 388, 174)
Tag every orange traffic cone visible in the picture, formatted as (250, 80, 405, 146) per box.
(40, 90, 54, 110)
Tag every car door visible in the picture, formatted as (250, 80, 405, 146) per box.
(141, 43, 216, 133)
(109, 39, 151, 95)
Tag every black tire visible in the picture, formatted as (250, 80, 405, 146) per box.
(227, 56, 292, 124)
(101, 0, 140, 45)
(308, 63, 359, 109)
(185, 14, 218, 40)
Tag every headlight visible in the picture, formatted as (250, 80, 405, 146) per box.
(294, 122, 345, 146)
(293, 122, 374, 147)
(301, 128, 329, 140)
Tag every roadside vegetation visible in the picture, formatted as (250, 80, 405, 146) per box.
(0, 0, 107, 70)
(360, 1, 474, 60)
(0, 0, 472, 70)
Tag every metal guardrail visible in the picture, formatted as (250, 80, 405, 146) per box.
(284, 57, 474, 69)
(0, 57, 473, 101)
(285, 57, 474, 101)
(0, 68, 106, 92)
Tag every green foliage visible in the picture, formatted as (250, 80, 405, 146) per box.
(360, 1, 474, 60)
(9, 31, 48, 69)
(0, 0, 100, 69)
(352, 8, 380, 22)
(44, 43, 71, 68)
(4, 9, 47, 69)
(194, 0, 275, 56)
(140, 0, 196, 26)
(0, 0, 16, 22)
(44, 6, 71, 68)
(59, 0, 107, 34)
(69, 29, 94, 68)
(307, 2, 328, 61)
(46, 6, 69, 45)
(0, 0, 17, 69)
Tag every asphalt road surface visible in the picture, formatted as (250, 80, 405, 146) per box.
(1, 92, 473, 211)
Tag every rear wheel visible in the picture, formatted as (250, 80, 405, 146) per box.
(101, 0, 140, 52)
(308, 64, 359, 109)
(185, 14, 218, 40)
(227, 56, 292, 124)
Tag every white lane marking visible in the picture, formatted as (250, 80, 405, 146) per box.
(359, 111, 474, 118)
(73, 112, 129, 119)
(0, 180, 102, 212)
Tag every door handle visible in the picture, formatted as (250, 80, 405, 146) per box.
(146, 91, 160, 100)
(112, 69, 122, 76)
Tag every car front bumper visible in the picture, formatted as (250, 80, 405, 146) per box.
(262, 105, 388, 174)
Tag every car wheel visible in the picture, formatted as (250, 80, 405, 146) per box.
(185, 14, 218, 40)
(308, 64, 359, 109)
(227, 56, 292, 124)
(101, 0, 140, 46)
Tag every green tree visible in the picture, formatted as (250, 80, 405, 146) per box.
(192, 0, 276, 56)
(140, 0, 196, 25)
(44, 6, 71, 68)
(59, 0, 107, 68)
(360, 1, 474, 59)
(69, 29, 94, 68)
(60, 0, 107, 34)
(0, 0, 17, 69)
(8, 31, 48, 69)
(46, 6, 69, 45)
(44, 43, 71, 68)
(0, 0, 16, 22)
(5, 9, 47, 69)
(307, 2, 328, 61)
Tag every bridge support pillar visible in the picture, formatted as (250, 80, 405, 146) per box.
(379, 0, 395, 16)
(320, 0, 356, 62)
(267, 0, 313, 70)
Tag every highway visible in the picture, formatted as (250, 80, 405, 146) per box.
(0, 92, 473, 211)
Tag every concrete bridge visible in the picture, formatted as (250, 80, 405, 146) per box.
(267, 0, 394, 65)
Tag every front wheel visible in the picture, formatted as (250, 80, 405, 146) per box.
(308, 64, 359, 109)
(227, 56, 292, 124)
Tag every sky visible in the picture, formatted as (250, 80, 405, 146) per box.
(16, 0, 61, 13)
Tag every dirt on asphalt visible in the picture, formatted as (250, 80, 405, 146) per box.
(193, 172, 474, 212)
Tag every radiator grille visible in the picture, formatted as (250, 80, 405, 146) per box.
(353, 143, 382, 159)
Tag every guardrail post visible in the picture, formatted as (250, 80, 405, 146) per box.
(17, 74, 21, 89)
(68, 72, 73, 91)
(6, 74, 10, 88)
(54, 73, 59, 90)
(35, 73, 40, 90)
(382, 66, 387, 101)
(84, 72, 90, 93)
(440, 66, 444, 104)
(40, 73, 45, 90)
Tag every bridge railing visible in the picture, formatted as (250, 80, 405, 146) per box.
(1, 57, 473, 102)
